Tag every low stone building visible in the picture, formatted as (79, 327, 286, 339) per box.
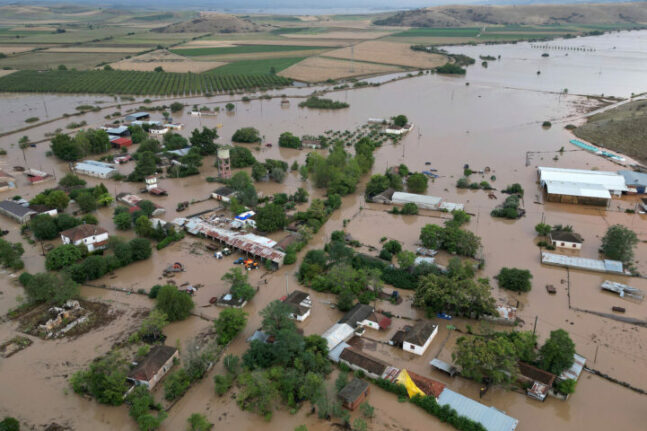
(549, 230, 583, 250)
(338, 378, 370, 411)
(127, 345, 179, 390)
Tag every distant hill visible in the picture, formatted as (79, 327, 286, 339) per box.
(373, 3, 647, 27)
(152, 12, 265, 33)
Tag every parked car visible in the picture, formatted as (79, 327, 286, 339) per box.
(214, 251, 223, 259)
(222, 248, 232, 256)
(437, 312, 452, 320)
(233, 257, 245, 264)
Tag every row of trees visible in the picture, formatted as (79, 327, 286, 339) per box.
(419, 210, 481, 258)
(50, 129, 111, 161)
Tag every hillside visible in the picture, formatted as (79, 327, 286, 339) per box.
(153, 12, 265, 33)
(573, 99, 647, 165)
(374, 3, 647, 27)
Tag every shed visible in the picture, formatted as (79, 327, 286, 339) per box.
(126, 112, 150, 122)
(105, 126, 130, 136)
(322, 323, 355, 351)
(127, 345, 178, 390)
(538, 167, 627, 205)
(392, 192, 442, 210)
(370, 187, 395, 204)
(211, 186, 236, 202)
(518, 362, 556, 401)
(111, 137, 132, 149)
(559, 353, 586, 382)
(0, 199, 36, 223)
(430, 358, 458, 377)
(339, 303, 374, 328)
(283, 290, 312, 321)
(339, 347, 388, 379)
(338, 378, 369, 411)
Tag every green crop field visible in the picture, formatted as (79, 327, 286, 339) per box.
(392, 27, 482, 38)
(0, 69, 293, 95)
(208, 57, 306, 75)
(171, 44, 330, 57)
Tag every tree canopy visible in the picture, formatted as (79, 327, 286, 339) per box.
(232, 127, 260, 143)
(496, 267, 532, 292)
(214, 308, 247, 345)
(539, 329, 575, 375)
(255, 203, 287, 232)
(156, 285, 194, 321)
(600, 224, 638, 263)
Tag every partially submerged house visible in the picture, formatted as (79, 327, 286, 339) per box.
(0, 169, 16, 192)
(338, 378, 370, 411)
(549, 231, 583, 250)
(518, 362, 556, 401)
(339, 347, 388, 379)
(322, 323, 355, 351)
(0, 199, 36, 223)
(125, 112, 150, 122)
(283, 290, 312, 321)
(74, 160, 117, 179)
(216, 292, 247, 308)
(60, 224, 109, 252)
(402, 321, 438, 356)
(23, 168, 53, 185)
(537, 167, 627, 206)
(541, 252, 626, 275)
(127, 345, 179, 390)
(391, 191, 464, 211)
(211, 186, 236, 203)
(339, 303, 374, 328)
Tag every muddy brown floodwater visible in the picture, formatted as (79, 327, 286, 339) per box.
(1, 30, 647, 431)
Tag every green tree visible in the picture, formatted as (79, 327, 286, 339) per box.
(187, 413, 212, 431)
(396, 250, 416, 269)
(156, 285, 194, 321)
(128, 125, 148, 144)
(496, 267, 532, 292)
(251, 162, 267, 181)
(45, 190, 70, 211)
(539, 329, 575, 375)
(128, 151, 157, 182)
(70, 351, 128, 405)
(278, 132, 301, 149)
(114, 212, 132, 230)
(406, 173, 428, 194)
(45, 244, 83, 270)
(0, 239, 24, 270)
(214, 308, 247, 345)
(255, 203, 286, 232)
(30, 214, 59, 240)
(260, 300, 295, 336)
(229, 146, 256, 168)
(163, 132, 188, 150)
(393, 115, 408, 127)
(51, 133, 82, 161)
(170, 102, 184, 113)
(23, 272, 79, 305)
(419, 224, 444, 250)
(135, 215, 154, 238)
(0, 417, 20, 431)
(232, 127, 260, 143)
(301, 371, 324, 404)
(137, 309, 169, 342)
(365, 174, 390, 198)
(383, 240, 402, 255)
(337, 288, 356, 312)
(189, 127, 219, 155)
(360, 402, 374, 419)
(225, 103, 235, 112)
(453, 335, 519, 385)
(129, 238, 152, 260)
(75, 191, 97, 213)
(534, 223, 551, 236)
(555, 378, 577, 395)
(59, 173, 86, 188)
(96, 193, 113, 207)
(600, 224, 638, 263)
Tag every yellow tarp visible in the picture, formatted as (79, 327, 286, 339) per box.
(396, 369, 425, 399)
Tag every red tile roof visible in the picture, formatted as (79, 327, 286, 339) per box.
(60, 224, 108, 242)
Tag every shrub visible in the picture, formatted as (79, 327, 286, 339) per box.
(496, 267, 532, 292)
(156, 285, 194, 321)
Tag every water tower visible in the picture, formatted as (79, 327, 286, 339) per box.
(217, 148, 231, 179)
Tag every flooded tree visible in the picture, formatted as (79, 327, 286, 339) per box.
(155, 285, 194, 321)
(453, 335, 519, 386)
(495, 267, 533, 292)
(406, 172, 428, 193)
(539, 329, 575, 375)
(600, 224, 638, 263)
(214, 308, 247, 345)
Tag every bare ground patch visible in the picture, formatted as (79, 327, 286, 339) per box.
(326, 40, 448, 69)
(279, 56, 402, 82)
(109, 49, 224, 73)
(0, 45, 39, 54)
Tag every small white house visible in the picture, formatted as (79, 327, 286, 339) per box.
(150, 127, 170, 136)
(284, 290, 312, 321)
(211, 186, 236, 203)
(549, 231, 583, 250)
(60, 224, 109, 252)
(403, 321, 438, 356)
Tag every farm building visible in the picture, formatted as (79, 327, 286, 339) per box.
(184, 218, 285, 267)
(391, 191, 463, 211)
(60, 224, 109, 252)
(283, 290, 312, 321)
(322, 323, 355, 351)
(0, 169, 16, 192)
(339, 347, 388, 379)
(125, 112, 150, 122)
(23, 168, 53, 185)
(211, 186, 236, 203)
(338, 378, 370, 411)
(110, 137, 132, 149)
(541, 252, 625, 274)
(549, 230, 583, 250)
(0, 199, 36, 223)
(618, 170, 647, 194)
(385, 123, 414, 135)
(437, 389, 518, 431)
(127, 345, 178, 390)
(402, 321, 438, 356)
(537, 167, 627, 206)
(74, 160, 117, 179)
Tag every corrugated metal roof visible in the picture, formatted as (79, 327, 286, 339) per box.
(538, 167, 627, 192)
(560, 353, 586, 381)
(74, 162, 116, 176)
(328, 341, 350, 362)
(541, 252, 624, 274)
(618, 170, 647, 188)
(392, 192, 442, 209)
(437, 389, 518, 431)
(545, 180, 611, 199)
(322, 323, 355, 351)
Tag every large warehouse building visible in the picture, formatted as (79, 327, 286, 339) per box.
(537, 167, 627, 206)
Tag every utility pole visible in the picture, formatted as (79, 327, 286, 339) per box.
(285, 272, 289, 296)
(594, 342, 599, 364)
(532, 315, 538, 336)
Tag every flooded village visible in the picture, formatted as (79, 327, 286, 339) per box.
(0, 5, 646, 431)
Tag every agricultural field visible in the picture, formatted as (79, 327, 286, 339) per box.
(279, 56, 403, 82)
(208, 56, 306, 75)
(325, 40, 448, 69)
(0, 69, 292, 95)
(170, 44, 333, 57)
(0, 51, 127, 70)
(110, 50, 224, 73)
(97, 31, 208, 48)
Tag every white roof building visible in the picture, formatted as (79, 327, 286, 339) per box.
(437, 389, 518, 431)
(538, 167, 628, 199)
(322, 323, 355, 351)
(74, 160, 117, 178)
